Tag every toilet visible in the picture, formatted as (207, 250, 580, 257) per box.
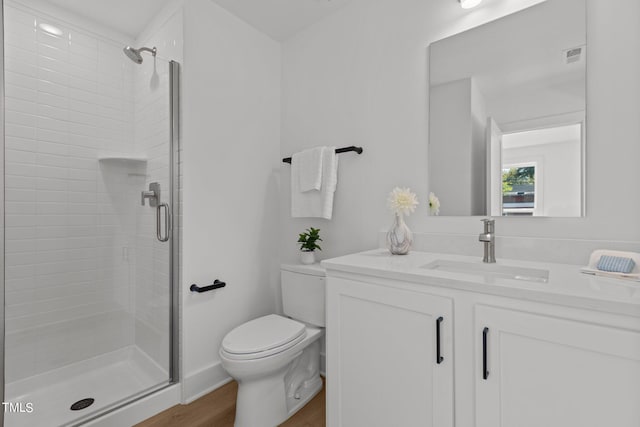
(219, 264, 326, 427)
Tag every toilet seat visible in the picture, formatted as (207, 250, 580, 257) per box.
(221, 314, 307, 360)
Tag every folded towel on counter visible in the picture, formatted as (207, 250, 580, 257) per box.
(293, 147, 324, 192)
(597, 255, 636, 273)
(291, 146, 338, 219)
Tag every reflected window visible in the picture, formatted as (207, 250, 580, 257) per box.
(502, 165, 536, 216)
(500, 123, 582, 217)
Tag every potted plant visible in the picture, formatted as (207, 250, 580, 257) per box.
(297, 227, 322, 265)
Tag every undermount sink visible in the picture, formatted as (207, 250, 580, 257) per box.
(421, 259, 549, 283)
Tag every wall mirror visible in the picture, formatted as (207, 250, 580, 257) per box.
(428, 0, 586, 217)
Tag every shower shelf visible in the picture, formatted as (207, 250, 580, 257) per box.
(98, 155, 148, 165)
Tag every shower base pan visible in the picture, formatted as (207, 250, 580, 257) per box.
(4, 346, 167, 427)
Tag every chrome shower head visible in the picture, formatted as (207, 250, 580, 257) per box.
(123, 46, 143, 64)
(123, 46, 157, 64)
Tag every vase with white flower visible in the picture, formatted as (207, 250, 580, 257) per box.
(386, 187, 418, 255)
(297, 227, 322, 265)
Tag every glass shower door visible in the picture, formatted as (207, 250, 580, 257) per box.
(3, 2, 178, 425)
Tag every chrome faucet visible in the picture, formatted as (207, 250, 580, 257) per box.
(479, 219, 496, 263)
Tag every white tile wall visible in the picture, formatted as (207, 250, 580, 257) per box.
(4, 2, 138, 382)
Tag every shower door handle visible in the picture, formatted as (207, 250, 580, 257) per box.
(157, 203, 171, 242)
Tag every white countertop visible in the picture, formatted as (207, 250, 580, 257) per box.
(321, 249, 640, 317)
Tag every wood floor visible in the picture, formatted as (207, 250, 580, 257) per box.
(135, 379, 325, 427)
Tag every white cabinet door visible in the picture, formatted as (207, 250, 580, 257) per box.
(326, 277, 453, 427)
(476, 305, 640, 427)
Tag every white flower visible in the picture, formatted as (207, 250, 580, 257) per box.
(388, 187, 419, 216)
(428, 192, 440, 216)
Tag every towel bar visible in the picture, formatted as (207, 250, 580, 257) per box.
(282, 146, 363, 164)
(190, 280, 226, 293)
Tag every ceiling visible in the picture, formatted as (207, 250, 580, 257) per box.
(42, 0, 353, 42)
(210, 0, 353, 41)
(43, 0, 176, 39)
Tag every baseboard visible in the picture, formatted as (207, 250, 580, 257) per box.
(183, 361, 232, 403)
(85, 384, 180, 427)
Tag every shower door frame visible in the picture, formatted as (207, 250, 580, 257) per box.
(0, 1, 5, 426)
(67, 59, 182, 427)
(169, 60, 180, 385)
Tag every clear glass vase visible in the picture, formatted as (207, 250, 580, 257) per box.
(386, 213, 413, 255)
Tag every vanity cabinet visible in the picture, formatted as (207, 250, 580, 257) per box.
(475, 305, 640, 427)
(326, 277, 454, 427)
(324, 257, 640, 427)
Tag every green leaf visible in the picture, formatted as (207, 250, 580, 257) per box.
(296, 227, 322, 251)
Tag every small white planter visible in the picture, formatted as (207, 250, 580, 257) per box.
(300, 251, 316, 265)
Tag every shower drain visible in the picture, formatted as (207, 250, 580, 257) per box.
(70, 398, 95, 411)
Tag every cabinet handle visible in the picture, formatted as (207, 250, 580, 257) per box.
(482, 327, 489, 380)
(436, 316, 444, 364)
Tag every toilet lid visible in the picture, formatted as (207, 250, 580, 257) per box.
(222, 314, 306, 356)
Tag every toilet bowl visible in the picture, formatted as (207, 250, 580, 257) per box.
(219, 264, 326, 427)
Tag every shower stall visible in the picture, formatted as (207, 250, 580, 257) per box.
(2, 1, 180, 425)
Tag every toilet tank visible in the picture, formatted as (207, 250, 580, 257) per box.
(281, 263, 326, 327)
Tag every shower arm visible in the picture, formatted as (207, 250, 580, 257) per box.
(139, 47, 157, 56)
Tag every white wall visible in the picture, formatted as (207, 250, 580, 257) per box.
(470, 79, 487, 215)
(181, 0, 281, 402)
(429, 78, 475, 216)
(281, 0, 640, 264)
(3, 1, 137, 382)
(429, 77, 486, 216)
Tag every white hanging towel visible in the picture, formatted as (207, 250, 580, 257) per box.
(291, 146, 338, 219)
(294, 147, 324, 192)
